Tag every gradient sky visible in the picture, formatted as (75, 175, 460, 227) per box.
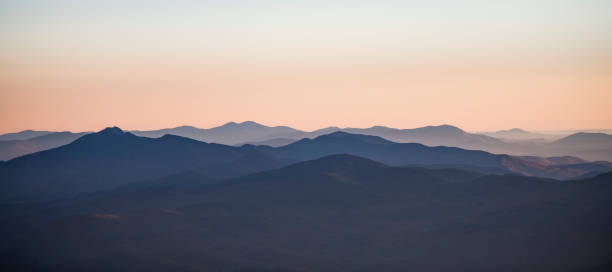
(1, 0, 611, 133)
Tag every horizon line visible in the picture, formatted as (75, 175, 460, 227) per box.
(2, 121, 612, 135)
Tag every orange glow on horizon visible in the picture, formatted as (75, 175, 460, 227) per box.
(1, 1, 611, 133)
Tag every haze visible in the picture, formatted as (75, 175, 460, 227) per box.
(1, 0, 611, 133)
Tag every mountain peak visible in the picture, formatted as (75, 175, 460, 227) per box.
(437, 124, 463, 131)
(239, 121, 261, 126)
(220, 121, 265, 128)
(98, 127, 124, 135)
(238, 121, 270, 129)
(72, 127, 132, 144)
(325, 131, 353, 137)
(416, 124, 465, 135)
(221, 121, 238, 127)
(314, 131, 394, 144)
(368, 125, 394, 131)
(174, 125, 198, 130)
(554, 132, 612, 144)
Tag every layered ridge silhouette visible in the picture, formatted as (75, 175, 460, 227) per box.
(1, 127, 611, 203)
(1, 154, 611, 271)
(2, 121, 611, 162)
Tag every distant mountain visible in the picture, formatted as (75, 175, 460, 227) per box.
(0, 127, 289, 202)
(131, 123, 505, 152)
(549, 132, 612, 147)
(478, 128, 561, 141)
(0, 130, 53, 141)
(7, 123, 612, 162)
(268, 132, 611, 179)
(2, 155, 610, 271)
(3, 129, 610, 204)
(131, 121, 303, 145)
(539, 132, 612, 161)
(342, 124, 506, 150)
(345, 126, 612, 162)
(0, 131, 89, 161)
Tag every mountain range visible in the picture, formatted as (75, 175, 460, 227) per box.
(2, 127, 611, 204)
(130, 121, 304, 145)
(1, 125, 611, 271)
(1, 154, 611, 271)
(0, 127, 288, 202)
(2, 121, 611, 161)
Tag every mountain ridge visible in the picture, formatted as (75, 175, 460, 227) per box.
(4, 122, 612, 161)
(2, 126, 610, 203)
(2, 153, 610, 271)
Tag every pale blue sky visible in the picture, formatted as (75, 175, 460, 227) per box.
(1, 0, 610, 60)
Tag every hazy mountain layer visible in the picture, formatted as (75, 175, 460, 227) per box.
(128, 123, 612, 162)
(0, 127, 288, 202)
(0, 132, 89, 161)
(265, 132, 612, 180)
(3, 122, 611, 161)
(478, 128, 563, 141)
(2, 128, 610, 204)
(0, 130, 54, 141)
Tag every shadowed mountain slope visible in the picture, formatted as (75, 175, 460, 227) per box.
(7, 122, 612, 162)
(1, 155, 610, 272)
(2, 129, 611, 204)
(0, 127, 288, 202)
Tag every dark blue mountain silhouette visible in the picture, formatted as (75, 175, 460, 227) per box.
(0, 127, 285, 202)
(1, 154, 610, 271)
(6, 122, 612, 162)
(270, 131, 611, 179)
(1, 128, 610, 203)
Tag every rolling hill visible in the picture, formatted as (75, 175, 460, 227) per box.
(2, 154, 610, 271)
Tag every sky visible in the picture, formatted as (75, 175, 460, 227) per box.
(1, 0, 611, 133)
